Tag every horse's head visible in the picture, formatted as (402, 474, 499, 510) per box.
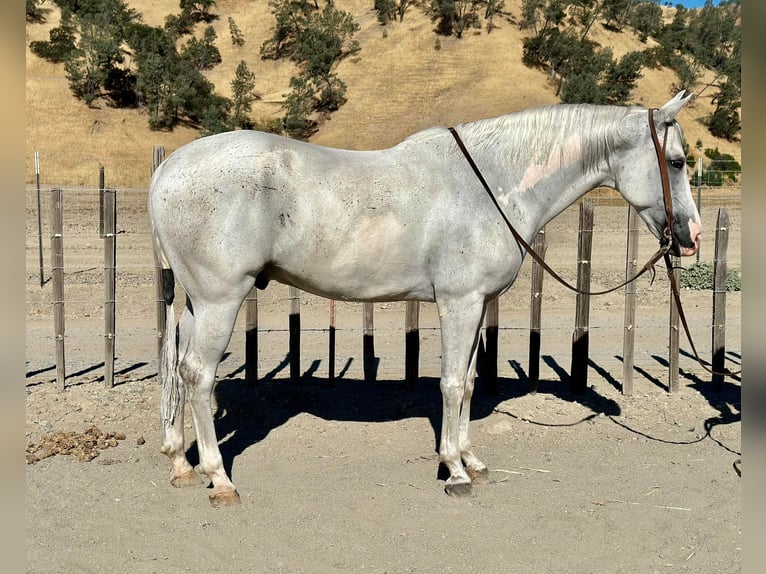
(614, 91, 701, 257)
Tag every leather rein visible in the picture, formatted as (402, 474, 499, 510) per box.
(449, 109, 739, 378)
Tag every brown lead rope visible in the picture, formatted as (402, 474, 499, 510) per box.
(450, 115, 739, 379)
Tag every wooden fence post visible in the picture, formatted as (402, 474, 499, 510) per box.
(528, 228, 547, 393)
(668, 255, 681, 392)
(289, 286, 301, 383)
(245, 287, 258, 385)
(363, 303, 375, 383)
(329, 300, 336, 385)
(103, 187, 116, 388)
(622, 205, 640, 395)
(405, 301, 420, 390)
(35, 151, 45, 288)
(50, 188, 66, 391)
(98, 165, 105, 239)
(483, 298, 499, 395)
(570, 199, 594, 394)
(712, 208, 729, 389)
(151, 146, 166, 360)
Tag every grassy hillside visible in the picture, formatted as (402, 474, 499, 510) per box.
(25, 0, 741, 188)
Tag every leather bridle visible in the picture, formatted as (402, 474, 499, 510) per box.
(449, 109, 739, 378)
(648, 108, 675, 249)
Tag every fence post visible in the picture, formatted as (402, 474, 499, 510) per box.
(528, 228, 547, 393)
(329, 300, 336, 385)
(151, 146, 166, 361)
(696, 160, 702, 264)
(245, 286, 258, 385)
(405, 301, 420, 390)
(712, 208, 729, 389)
(622, 205, 640, 395)
(570, 199, 594, 394)
(35, 151, 45, 288)
(50, 188, 66, 391)
(103, 187, 117, 388)
(98, 165, 105, 239)
(289, 286, 301, 383)
(483, 298, 499, 395)
(668, 255, 681, 392)
(363, 303, 375, 383)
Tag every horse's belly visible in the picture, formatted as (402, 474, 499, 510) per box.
(266, 251, 434, 303)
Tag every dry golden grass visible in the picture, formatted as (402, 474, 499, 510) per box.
(25, 0, 740, 187)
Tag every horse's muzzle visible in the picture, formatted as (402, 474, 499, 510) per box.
(675, 218, 702, 257)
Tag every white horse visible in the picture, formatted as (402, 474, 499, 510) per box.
(149, 92, 701, 506)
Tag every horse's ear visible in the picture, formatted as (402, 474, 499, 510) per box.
(654, 90, 694, 124)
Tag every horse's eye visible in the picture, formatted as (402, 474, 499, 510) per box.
(670, 159, 686, 170)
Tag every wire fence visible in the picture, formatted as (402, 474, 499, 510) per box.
(25, 181, 742, 390)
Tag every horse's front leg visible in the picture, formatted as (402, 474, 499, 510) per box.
(459, 344, 489, 481)
(437, 295, 486, 497)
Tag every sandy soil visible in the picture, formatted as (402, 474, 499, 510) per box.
(25, 190, 741, 573)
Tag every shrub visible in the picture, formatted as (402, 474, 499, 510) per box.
(680, 262, 741, 292)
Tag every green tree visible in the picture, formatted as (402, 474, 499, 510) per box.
(559, 41, 612, 103)
(520, 0, 566, 33)
(180, 0, 218, 24)
(708, 79, 740, 141)
(601, 0, 632, 32)
(628, 0, 662, 43)
(671, 53, 702, 95)
(283, 74, 318, 139)
(230, 60, 257, 128)
(374, 0, 397, 24)
(260, 0, 314, 60)
(603, 49, 643, 104)
(63, 4, 136, 106)
(199, 94, 233, 135)
(128, 24, 184, 129)
(29, 11, 78, 62)
(228, 16, 245, 47)
(430, 0, 483, 37)
(128, 22, 225, 130)
(181, 25, 221, 71)
(268, 1, 360, 132)
(656, 4, 690, 65)
(291, 4, 359, 111)
(687, 0, 740, 73)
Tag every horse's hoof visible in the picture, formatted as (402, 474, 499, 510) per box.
(170, 469, 203, 488)
(445, 480, 473, 498)
(209, 487, 241, 508)
(467, 465, 489, 483)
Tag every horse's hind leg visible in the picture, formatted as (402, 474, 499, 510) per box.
(160, 304, 203, 488)
(181, 296, 246, 507)
(460, 345, 489, 482)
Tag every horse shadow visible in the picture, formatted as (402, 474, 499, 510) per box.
(654, 350, 741, 443)
(189, 353, 623, 482)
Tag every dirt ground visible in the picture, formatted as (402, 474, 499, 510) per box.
(25, 190, 741, 573)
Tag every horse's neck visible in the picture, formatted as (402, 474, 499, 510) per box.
(486, 141, 612, 240)
(528, 162, 610, 228)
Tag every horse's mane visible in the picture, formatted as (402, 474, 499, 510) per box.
(457, 103, 638, 175)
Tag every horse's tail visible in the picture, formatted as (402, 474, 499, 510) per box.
(153, 229, 180, 428)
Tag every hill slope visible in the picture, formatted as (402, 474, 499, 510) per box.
(25, 0, 740, 187)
